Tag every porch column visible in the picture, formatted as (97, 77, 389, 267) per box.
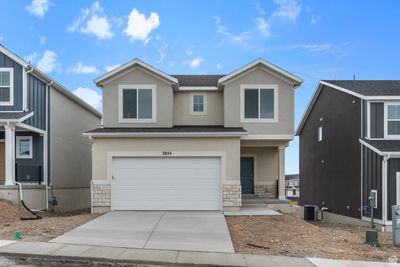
(4, 124, 15, 185)
(278, 145, 286, 200)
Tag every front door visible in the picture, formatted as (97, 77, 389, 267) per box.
(240, 157, 254, 194)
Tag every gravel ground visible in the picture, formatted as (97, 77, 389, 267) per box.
(226, 213, 400, 262)
(0, 200, 99, 242)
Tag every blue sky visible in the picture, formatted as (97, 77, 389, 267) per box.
(1, 0, 399, 174)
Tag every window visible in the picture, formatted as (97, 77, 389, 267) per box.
(119, 85, 156, 122)
(318, 126, 323, 142)
(0, 68, 13, 105)
(190, 93, 207, 115)
(16, 136, 33, 159)
(387, 104, 400, 136)
(241, 85, 278, 122)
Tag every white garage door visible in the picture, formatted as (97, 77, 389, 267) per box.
(112, 157, 221, 210)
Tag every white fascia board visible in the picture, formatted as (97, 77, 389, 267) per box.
(94, 58, 178, 86)
(0, 112, 34, 124)
(16, 122, 46, 135)
(0, 45, 28, 68)
(83, 132, 246, 138)
(296, 82, 324, 135)
(241, 134, 294, 140)
(218, 58, 303, 85)
(179, 86, 218, 91)
(319, 81, 367, 99)
(359, 138, 383, 156)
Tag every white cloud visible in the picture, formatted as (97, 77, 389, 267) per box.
(255, 17, 270, 37)
(311, 14, 319, 24)
(67, 62, 99, 74)
(216, 63, 222, 69)
(67, 1, 113, 40)
(157, 42, 168, 63)
(24, 52, 39, 64)
(73, 87, 102, 110)
(256, 1, 266, 15)
(36, 50, 60, 73)
(39, 35, 47, 46)
(272, 0, 301, 21)
(186, 49, 193, 56)
(213, 16, 252, 43)
(282, 43, 333, 53)
(0, 36, 3, 41)
(26, 0, 50, 18)
(81, 14, 113, 39)
(124, 9, 160, 43)
(104, 64, 121, 72)
(188, 57, 204, 69)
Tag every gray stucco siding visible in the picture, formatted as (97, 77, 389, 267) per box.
(0, 52, 23, 111)
(370, 102, 384, 138)
(25, 74, 47, 130)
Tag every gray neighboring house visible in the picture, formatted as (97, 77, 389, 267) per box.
(285, 174, 299, 198)
(0, 45, 101, 212)
(297, 80, 400, 227)
(85, 58, 302, 213)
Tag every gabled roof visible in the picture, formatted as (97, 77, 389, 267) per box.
(218, 58, 303, 86)
(0, 44, 101, 118)
(296, 80, 400, 135)
(172, 75, 225, 87)
(94, 58, 178, 86)
(322, 80, 400, 96)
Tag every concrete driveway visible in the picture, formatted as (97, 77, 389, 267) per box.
(50, 211, 234, 253)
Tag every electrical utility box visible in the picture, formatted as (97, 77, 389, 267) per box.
(392, 205, 400, 246)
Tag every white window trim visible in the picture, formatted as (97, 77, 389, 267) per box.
(0, 67, 14, 106)
(318, 126, 323, 142)
(190, 92, 207, 115)
(16, 136, 33, 159)
(383, 101, 400, 139)
(118, 84, 157, 123)
(240, 84, 278, 123)
(396, 172, 400, 205)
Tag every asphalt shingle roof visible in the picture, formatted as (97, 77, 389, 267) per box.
(0, 111, 33, 120)
(323, 80, 400, 96)
(172, 75, 225, 87)
(361, 138, 400, 152)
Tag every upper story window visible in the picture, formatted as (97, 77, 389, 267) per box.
(240, 84, 278, 122)
(16, 136, 33, 159)
(0, 68, 13, 106)
(119, 85, 156, 123)
(190, 93, 207, 115)
(386, 104, 400, 137)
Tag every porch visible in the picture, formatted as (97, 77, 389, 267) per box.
(0, 123, 45, 186)
(240, 139, 289, 201)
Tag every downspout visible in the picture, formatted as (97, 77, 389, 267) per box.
(382, 154, 390, 231)
(24, 66, 34, 111)
(44, 80, 53, 211)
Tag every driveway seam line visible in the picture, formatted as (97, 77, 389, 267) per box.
(143, 211, 166, 249)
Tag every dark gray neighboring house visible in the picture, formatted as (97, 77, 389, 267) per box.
(296, 80, 400, 227)
(0, 44, 101, 211)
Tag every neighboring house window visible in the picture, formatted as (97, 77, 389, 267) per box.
(387, 104, 400, 136)
(0, 68, 13, 106)
(318, 126, 323, 142)
(119, 85, 156, 122)
(240, 84, 278, 122)
(16, 136, 33, 159)
(190, 93, 207, 115)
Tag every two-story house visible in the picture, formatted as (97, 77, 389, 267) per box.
(0, 45, 101, 211)
(85, 58, 302, 212)
(297, 80, 400, 228)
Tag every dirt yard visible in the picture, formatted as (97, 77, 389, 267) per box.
(0, 200, 99, 242)
(226, 213, 400, 262)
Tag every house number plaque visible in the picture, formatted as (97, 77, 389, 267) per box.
(162, 151, 172, 155)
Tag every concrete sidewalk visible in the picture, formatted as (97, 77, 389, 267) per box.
(0, 240, 398, 267)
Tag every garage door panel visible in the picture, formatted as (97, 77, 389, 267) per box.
(112, 157, 221, 210)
